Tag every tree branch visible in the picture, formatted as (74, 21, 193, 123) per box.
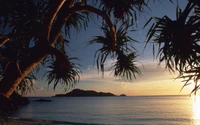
(0, 35, 9, 47)
(70, 5, 116, 50)
(49, 4, 71, 46)
(0, 1, 67, 98)
(49, 4, 116, 50)
(180, 1, 195, 22)
(41, 0, 66, 44)
(46, 45, 68, 59)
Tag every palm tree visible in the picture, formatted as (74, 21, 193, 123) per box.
(45, 57, 81, 92)
(180, 66, 200, 95)
(15, 73, 36, 96)
(100, 0, 146, 21)
(145, 1, 200, 73)
(88, 19, 141, 81)
(112, 52, 140, 81)
(145, 1, 200, 94)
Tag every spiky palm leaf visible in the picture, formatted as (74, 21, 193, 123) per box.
(180, 66, 200, 95)
(145, 1, 200, 72)
(88, 24, 114, 74)
(112, 52, 141, 81)
(64, 12, 94, 38)
(100, 0, 146, 21)
(15, 73, 36, 96)
(88, 19, 140, 80)
(45, 56, 81, 91)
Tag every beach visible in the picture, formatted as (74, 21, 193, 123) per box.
(6, 118, 89, 125)
(6, 118, 53, 125)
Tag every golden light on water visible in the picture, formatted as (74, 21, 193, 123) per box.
(192, 95, 200, 124)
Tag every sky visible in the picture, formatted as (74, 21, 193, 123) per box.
(27, 0, 195, 97)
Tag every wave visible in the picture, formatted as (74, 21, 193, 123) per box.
(10, 117, 193, 125)
(9, 117, 109, 125)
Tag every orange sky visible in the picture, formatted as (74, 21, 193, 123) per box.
(27, 59, 193, 97)
(75, 59, 193, 96)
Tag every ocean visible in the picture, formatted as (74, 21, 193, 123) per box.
(11, 95, 200, 125)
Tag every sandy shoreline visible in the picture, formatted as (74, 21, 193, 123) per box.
(4, 118, 76, 125)
(4, 118, 96, 125)
(5, 119, 55, 125)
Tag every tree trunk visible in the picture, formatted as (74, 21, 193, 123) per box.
(0, 1, 116, 99)
(0, 0, 66, 98)
(0, 44, 49, 98)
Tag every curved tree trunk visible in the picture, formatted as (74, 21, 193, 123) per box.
(0, 0, 66, 98)
(0, 0, 116, 99)
(0, 45, 49, 98)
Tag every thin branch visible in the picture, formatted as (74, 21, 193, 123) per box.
(180, 1, 195, 22)
(69, 5, 117, 50)
(41, 0, 66, 43)
(49, 3, 116, 51)
(49, 5, 71, 46)
(46, 45, 68, 59)
(0, 35, 9, 47)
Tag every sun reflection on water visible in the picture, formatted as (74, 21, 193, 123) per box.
(192, 95, 200, 124)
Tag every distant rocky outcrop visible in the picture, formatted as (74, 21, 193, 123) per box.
(33, 98, 52, 102)
(55, 89, 116, 97)
(119, 94, 127, 96)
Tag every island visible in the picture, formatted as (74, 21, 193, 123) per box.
(119, 94, 127, 96)
(55, 89, 116, 97)
(33, 98, 52, 102)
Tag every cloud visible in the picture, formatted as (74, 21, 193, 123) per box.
(136, 58, 179, 79)
(81, 58, 171, 84)
(32, 81, 46, 92)
(120, 82, 131, 89)
(103, 58, 116, 71)
(35, 86, 44, 91)
(87, 65, 93, 71)
(81, 59, 117, 80)
(77, 57, 185, 95)
(32, 79, 36, 84)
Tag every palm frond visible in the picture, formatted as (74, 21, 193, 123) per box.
(15, 73, 36, 96)
(44, 56, 81, 91)
(112, 52, 141, 81)
(179, 67, 200, 95)
(145, 1, 200, 73)
(64, 12, 94, 38)
(100, 0, 146, 22)
(88, 19, 140, 80)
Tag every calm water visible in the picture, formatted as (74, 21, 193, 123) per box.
(11, 95, 200, 125)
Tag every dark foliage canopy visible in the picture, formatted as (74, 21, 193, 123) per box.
(145, 0, 200, 95)
(0, 0, 146, 95)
